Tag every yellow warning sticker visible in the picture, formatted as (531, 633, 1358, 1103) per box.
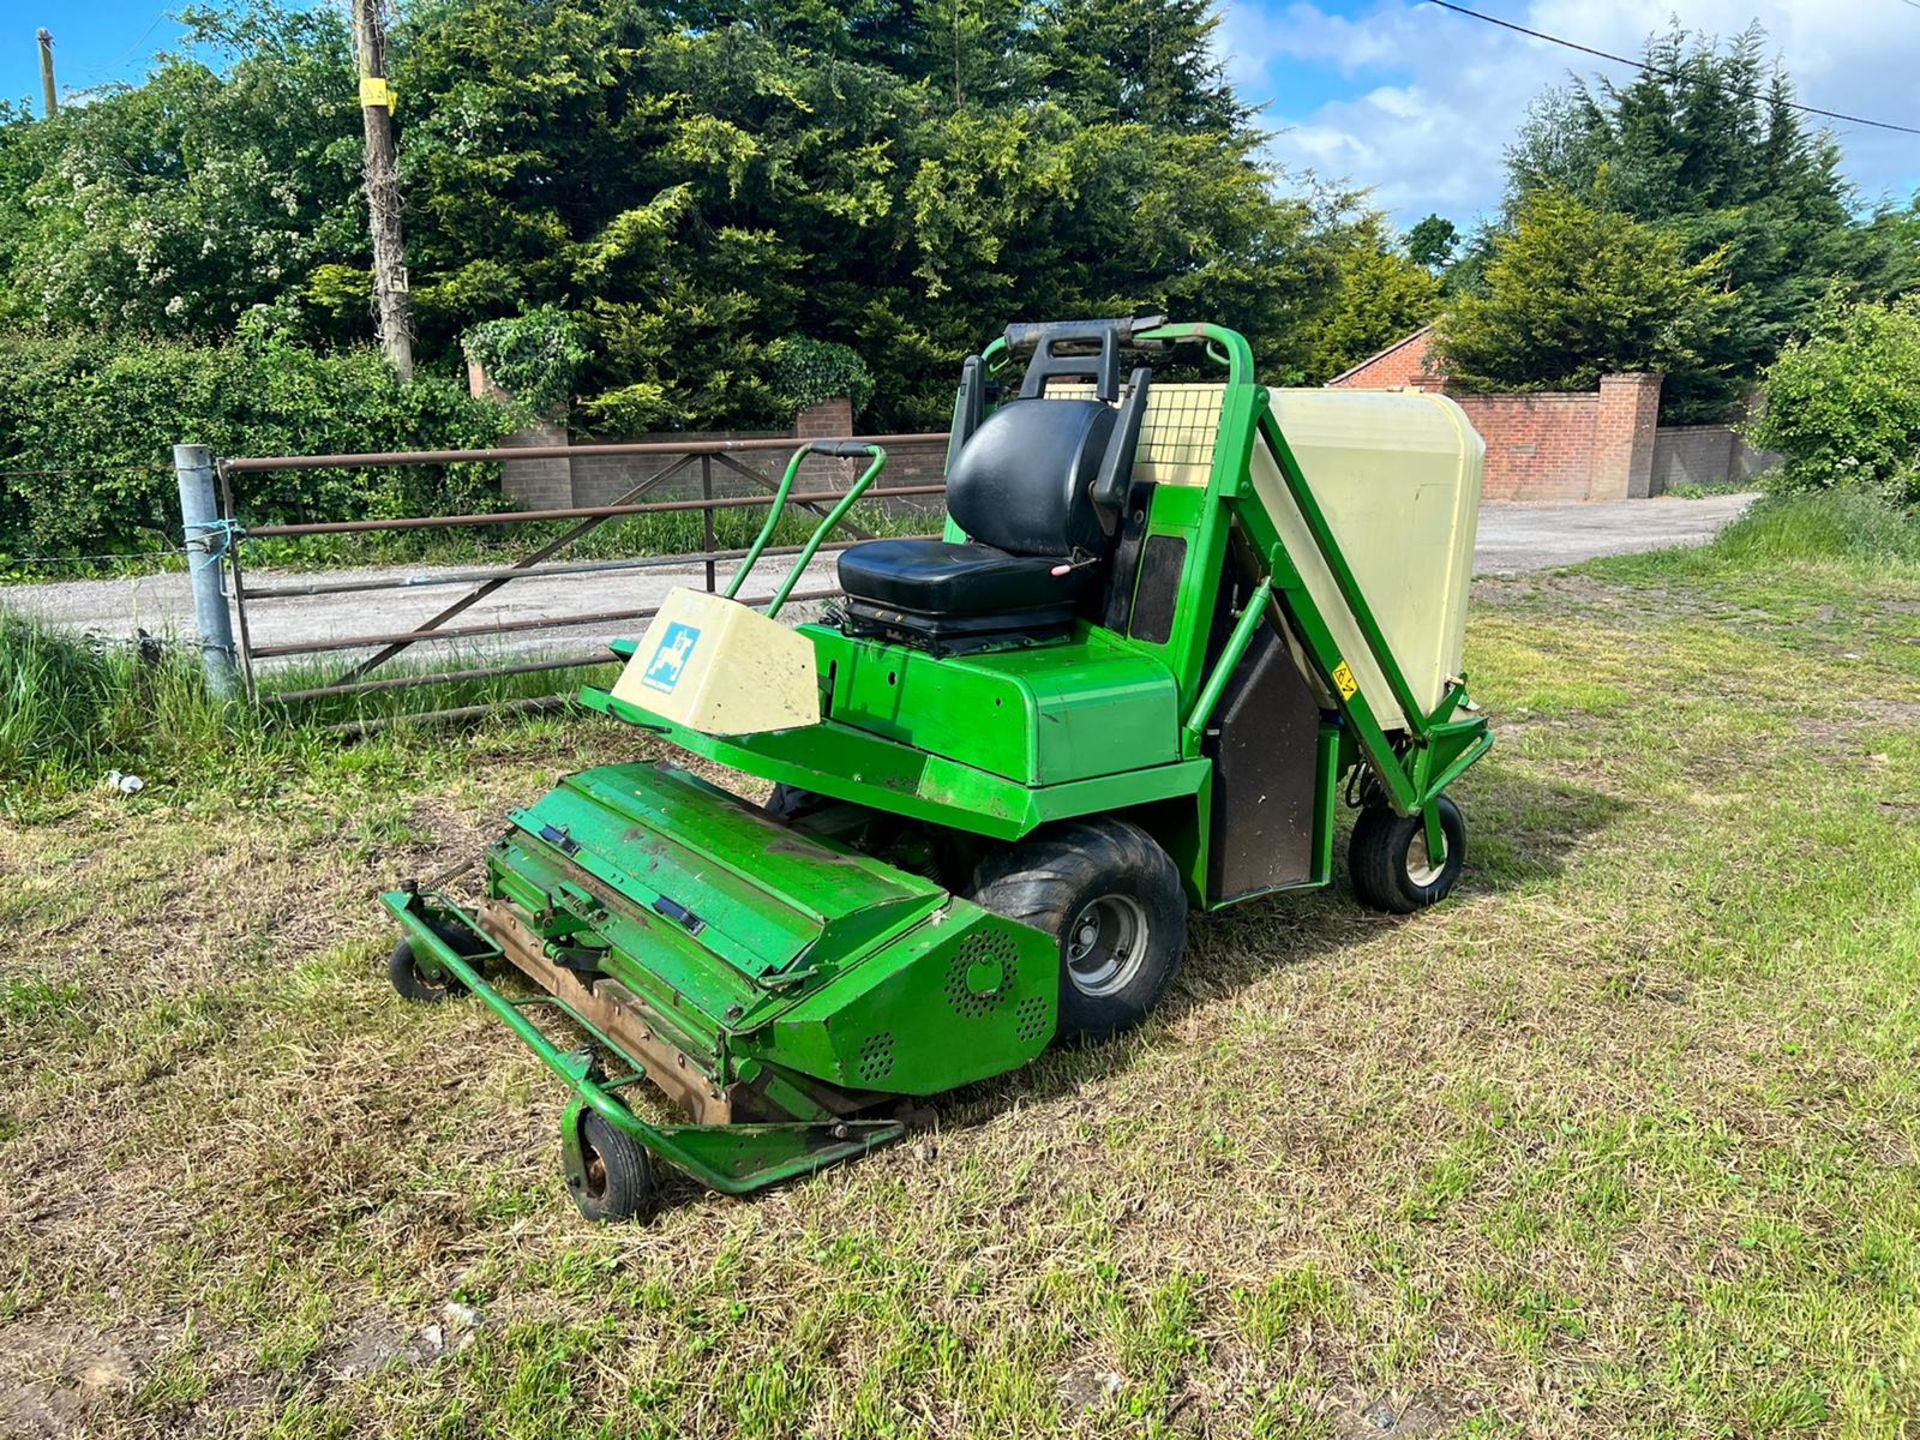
(1331, 661, 1359, 701)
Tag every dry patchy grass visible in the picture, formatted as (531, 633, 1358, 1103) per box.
(2, 547, 1918, 1439)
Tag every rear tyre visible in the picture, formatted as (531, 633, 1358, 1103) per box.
(968, 818, 1188, 1043)
(387, 928, 471, 1004)
(567, 1111, 656, 1223)
(1349, 795, 1466, 914)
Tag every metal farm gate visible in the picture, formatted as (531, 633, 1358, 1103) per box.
(172, 431, 948, 726)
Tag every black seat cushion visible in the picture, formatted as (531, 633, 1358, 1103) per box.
(837, 539, 1095, 618)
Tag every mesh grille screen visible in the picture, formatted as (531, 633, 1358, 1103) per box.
(855, 1030, 895, 1083)
(1040, 380, 1224, 488)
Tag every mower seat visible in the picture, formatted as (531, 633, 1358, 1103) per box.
(837, 539, 1098, 625)
(838, 390, 1138, 646)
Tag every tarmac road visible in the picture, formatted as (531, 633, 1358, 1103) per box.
(2, 492, 1753, 670)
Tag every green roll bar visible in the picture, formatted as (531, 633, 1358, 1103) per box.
(986, 318, 1488, 834)
(726, 440, 888, 617)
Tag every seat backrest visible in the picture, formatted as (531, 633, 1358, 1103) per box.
(945, 398, 1116, 558)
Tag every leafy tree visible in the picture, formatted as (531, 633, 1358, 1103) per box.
(0, 6, 362, 341)
(1404, 214, 1457, 271)
(0, 0, 1420, 446)
(1431, 184, 1734, 395)
(1297, 212, 1441, 381)
(1032, 0, 1245, 132)
(1500, 23, 1915, 419)
(1748, 293, 1920, 506)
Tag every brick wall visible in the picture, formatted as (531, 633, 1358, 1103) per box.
(1649, 424, 1781, 493)
(1596, 373, 1663, 500)
(479, 388, 948, 526)
(794, 396, 854, 439)
(1444, 393, 1600, 502)
(1329, 333, 1666, 503)
(1440, 375, 1660, 503)
(495, 421, 572, 511)
(569, 429, 782, 509)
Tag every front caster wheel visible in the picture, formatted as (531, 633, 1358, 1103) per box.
(1349, 795, 1466, 914)
(968, 818, 1188, 1044)
(566, 1110, 657, 1223)
(387, 932, 469, 1004)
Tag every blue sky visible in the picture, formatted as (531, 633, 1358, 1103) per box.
(6, 0, 1918, 226)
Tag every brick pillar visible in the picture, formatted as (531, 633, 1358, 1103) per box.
(793, 395, 857, 490)
(794, 396, 854, 440)
(1595, 373, 1663, 501)
(469, 358, 572, 510)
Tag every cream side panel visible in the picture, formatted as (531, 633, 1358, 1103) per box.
(1249, 438, 1409, 731)
(1259, 389, 1487, 728)
(1041, 380, 1485, 729)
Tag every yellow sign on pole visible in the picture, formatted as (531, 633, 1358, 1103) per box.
(359, 76, 394, 110)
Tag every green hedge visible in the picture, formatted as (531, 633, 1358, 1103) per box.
(0, 323, 519, 563)
(1749, 295, 1920, 508)
(460, 306, 587, 417)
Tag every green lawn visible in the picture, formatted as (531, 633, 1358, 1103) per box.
(2, 497, 1917, 1438)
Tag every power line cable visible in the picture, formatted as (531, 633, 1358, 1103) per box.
(1425, 0, 1920, 137)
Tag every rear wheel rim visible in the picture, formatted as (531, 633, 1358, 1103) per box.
(1406, 829, 1445, 888)
(1064, 895, 1150, 997)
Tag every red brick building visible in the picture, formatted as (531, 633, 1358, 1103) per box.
(1328, 328, 1662, 503)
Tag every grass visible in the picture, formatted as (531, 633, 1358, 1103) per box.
(2, 492, 1918, 1436)
(0, 613, 624, 815)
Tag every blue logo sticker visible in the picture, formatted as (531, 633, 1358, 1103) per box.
(642, 622, 701, 693)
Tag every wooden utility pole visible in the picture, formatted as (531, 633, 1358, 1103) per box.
(37, 29, 56, 118)
(350, 0, 413, 381)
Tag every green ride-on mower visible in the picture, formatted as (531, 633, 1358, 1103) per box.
(381, 317, 1492, 1220)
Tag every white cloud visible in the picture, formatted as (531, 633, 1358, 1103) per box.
(1219, 0, 1920, 223)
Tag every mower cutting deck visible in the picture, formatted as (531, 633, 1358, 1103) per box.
(381, 317, 1492, 1219)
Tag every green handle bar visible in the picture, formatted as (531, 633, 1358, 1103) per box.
(725, 440, 887, 617)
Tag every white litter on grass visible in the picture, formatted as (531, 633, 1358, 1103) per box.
(102, 770, 145, 795)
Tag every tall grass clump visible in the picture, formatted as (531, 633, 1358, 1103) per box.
(1706, 490, 1920, 573)
(0, 615, 253, 796)
(0, 613, 628, 810)
(1585, 491, 1920, 589)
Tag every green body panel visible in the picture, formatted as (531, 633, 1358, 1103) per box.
(581, 686, 1210, 841)
(475, 762, 1056, 1073)
(752, 899, 1057, 1095)
(382, 891, 907, 1194)
(808, 623, 1178, 784)
(512, 765, 943, 981)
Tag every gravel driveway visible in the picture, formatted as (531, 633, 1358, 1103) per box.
(1, 492, 1753, 668)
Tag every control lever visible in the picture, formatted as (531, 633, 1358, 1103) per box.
(1089, 366, 1153, 535)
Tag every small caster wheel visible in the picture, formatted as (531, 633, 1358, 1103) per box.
(1350, 795, 1466, 914)
(567, 1110, 657, 1223)
(388, 936, 466, 1003)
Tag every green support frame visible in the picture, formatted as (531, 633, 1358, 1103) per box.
(967, 323, 1488, 825)
(382, 888, 905, 1194)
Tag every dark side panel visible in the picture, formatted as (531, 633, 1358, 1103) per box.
(1204, 623, 1324, 902)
